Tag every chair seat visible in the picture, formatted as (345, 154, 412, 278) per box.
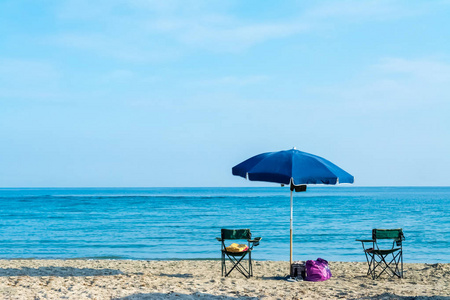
(222, 249, 251, 256)
(365, 248, 400, 255)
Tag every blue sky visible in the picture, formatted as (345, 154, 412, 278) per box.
(1, 0, 449, 187)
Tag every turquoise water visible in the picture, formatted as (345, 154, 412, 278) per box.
(0, 187, 448, 262)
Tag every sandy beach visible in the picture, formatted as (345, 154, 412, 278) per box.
(0, 260, 448, 299)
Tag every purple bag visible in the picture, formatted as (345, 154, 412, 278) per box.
(305, 258, 332, 281)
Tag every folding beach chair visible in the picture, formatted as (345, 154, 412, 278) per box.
(356, 228, 405, 279)
(216, 229, 261, 278)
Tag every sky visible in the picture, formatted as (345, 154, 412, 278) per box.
(1, 0, 450, 187)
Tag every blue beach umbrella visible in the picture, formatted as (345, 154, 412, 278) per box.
(232, 148, 354, 269)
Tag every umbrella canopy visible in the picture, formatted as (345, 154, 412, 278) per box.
(232, 148, 354, 275)
(232, 148, 354, 185)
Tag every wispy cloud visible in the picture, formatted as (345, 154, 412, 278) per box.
(304, 0, 427, 21)
(47, 0, 437, 60)
(374, 57, 450, 82)
(48, 33, 180, 62)
(149, 18, 308, 52)
(52, 4, 308, 56)
(0, 59, 62, 102)
(316, 57, 450, 112)
(99, 70, 160, 86)
(187, 75, 269, 87)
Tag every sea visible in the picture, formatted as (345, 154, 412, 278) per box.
(0, 187, 448, 263)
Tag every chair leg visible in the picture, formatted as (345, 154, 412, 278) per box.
(225, 252, 251, 278)
(365, 252, 375, 278)
(400, 250, 403, 278)
(371, 251, 402, 279)
(393, 251, 403, 278)
(249, 251, 252, 277)
(386, 252, 402, 278)
(377, 255, 392, 278)
(222, 252, 226, 277)
(365, 252, 376, 279)
(392, 252, 400, 277)
(228, 255, 249, 278)
(370, 254, 377, 279)
(373, 255, 389, 279)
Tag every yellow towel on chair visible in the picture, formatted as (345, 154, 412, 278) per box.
(226, 243, 249, 253)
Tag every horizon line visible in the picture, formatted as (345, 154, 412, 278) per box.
(1, 186, 449, 189)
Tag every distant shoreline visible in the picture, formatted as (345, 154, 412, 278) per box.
(2, 186, 450, 188)
(1, 258, 449, 264)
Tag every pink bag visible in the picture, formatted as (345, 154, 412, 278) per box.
(305, 258, 332, 281)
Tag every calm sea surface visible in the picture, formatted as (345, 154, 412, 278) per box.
(0, 187, 448, 263)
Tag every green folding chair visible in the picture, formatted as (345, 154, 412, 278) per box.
(357, 228, 405, 279)
(216, 229, 261, 278)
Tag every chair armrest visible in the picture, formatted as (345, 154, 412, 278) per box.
(216, 238, 223, 241)
(248, 237, 262, 242)
(248, 237, 261, 248)
(356, 239, 374, 242)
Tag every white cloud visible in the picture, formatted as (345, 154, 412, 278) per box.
(187, 75, 269, 88)
(305, 0, 423, 21)
(375, 57, 450, 82)
(53, 9, 308, 56)
(47, 0, 446, 59)
(0, 59, 59, 82)
(0, 59, 62, 102)
(315, 57, 450, 113)
(99, 70, 160, 86)
(145, 14, 309, 52)
(49, 33, 180, 62)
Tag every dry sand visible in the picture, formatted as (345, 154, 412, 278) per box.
(0, 259, 448, 299)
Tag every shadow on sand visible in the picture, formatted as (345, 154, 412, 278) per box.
(356, 293, 450, 300)
(114, 292, 257, 299)
(260, 275, 289, 281)
(0, 266, 123, 277)
(158, 273, 193, 278)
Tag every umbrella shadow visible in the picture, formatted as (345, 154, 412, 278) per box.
(0, 266, 123, 277)
(355, 293, 450, 300)
(114, 292, 257, 299)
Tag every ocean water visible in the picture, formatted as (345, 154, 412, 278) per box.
(0, 187, 448, 263)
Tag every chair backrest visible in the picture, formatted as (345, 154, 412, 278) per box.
(372, 228, 404, 241)
(221, 229, 251, 240)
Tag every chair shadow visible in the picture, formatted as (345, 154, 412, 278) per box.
(356, 293, 450, 300)
(0, 267, 123, 277)
(114, 292, 254, 299)
(260, 276, 289, 281)
(158, 273, 193, 278)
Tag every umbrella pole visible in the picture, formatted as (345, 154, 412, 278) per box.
(290, 188, 293, 268)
